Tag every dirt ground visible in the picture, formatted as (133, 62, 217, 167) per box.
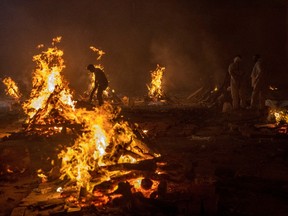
(0, 103, 288, 216)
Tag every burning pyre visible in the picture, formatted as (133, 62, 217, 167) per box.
(147, 65, 165, 102)
(12, 37, 161, 208)
(21, 36, 77, 135)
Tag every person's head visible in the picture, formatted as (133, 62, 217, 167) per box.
(233, 55, 242, 63)
(253, 54, 261, 63)
(87, 64, 95, 72)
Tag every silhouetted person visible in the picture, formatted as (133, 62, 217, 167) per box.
(87, 64, 108, 106)
(228, 55, 244, 109)
(250, 55, 265, 110)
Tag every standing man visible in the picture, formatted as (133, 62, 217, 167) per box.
(228, 55, 244, 110)
(250, 55, 265, 110)
(87, 64, 108, 106)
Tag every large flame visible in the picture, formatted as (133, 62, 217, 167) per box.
(147, 65, 165, 100)
(22, 37, 77, 131)
(58, 104, 157, 193)
(2, 77, 22, 100)
(17, 37, 160, 204)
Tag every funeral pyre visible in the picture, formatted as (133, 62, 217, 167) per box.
(146, 64, 167, 104)
(4, 37, 163, 208)
(268, 108, 288, 134)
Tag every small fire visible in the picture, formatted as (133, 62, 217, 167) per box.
(147, 65, 165, 101)
(270, 109, 288, 124)
(2, 77, 22, 100)
(89, 46, 105, 61)
(37, 169, 48, 183)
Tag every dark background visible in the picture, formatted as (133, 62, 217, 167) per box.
(0, 0, 287, 97)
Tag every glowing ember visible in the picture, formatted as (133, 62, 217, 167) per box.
(2, 77, 22, 100)
(147, 65, 165, 101)
(128, 177, 160, 198)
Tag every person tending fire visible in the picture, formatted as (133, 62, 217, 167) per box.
(87, 64, 108, 106)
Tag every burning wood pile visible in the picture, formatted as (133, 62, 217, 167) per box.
(146, 65, 169, 105)
(2, 37, 169, 213)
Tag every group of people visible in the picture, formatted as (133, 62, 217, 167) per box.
(227, 54, 266, 111)
(86, 55, 266, 110)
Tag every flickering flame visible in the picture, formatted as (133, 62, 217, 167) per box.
(90, 46, 105, 60)
(2, 77, 22, 100)
(147, 65, 165, 100)
(22, 36, 76, 132)
(271, 109, 288, 124)
(37, 169, 48, 183)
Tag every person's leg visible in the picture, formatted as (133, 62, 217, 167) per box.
(89, 88, 96, 103)
(250, 84, 260, 109)
(231, 83, 239, 109)
(97, 87, 104, 106)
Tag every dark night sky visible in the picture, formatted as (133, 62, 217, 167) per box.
(0, 0, 287, 97)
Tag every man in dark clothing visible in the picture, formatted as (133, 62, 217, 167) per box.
(87, 64, 108, 106)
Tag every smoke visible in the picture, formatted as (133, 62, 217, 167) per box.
(0, 0, 286, 98)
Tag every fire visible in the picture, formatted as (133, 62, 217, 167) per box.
(147, 65, 165, 100)
(58, 104, 157, 193)
(14, 37, 160, 206)
(2, 77, 22, 100)
(270, 109, 288, 124)
(89, 46, 105, 61)
(22, 36, 77, 134)
(37, 169, 48, 183)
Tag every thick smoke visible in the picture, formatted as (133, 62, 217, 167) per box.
(0, 0, 286, 98)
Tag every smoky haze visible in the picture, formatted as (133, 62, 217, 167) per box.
(0, 0, 286, 98)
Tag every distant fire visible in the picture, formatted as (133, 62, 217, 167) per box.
(270, 109, 288, 125)
(147, 65, 165, 101)
(2, 77, 22, 101)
